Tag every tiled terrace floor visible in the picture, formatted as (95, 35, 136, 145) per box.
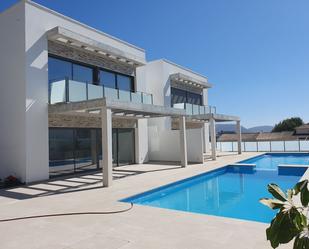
(0, 152, 293, 249)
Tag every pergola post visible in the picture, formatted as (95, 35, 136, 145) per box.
(209, 117, 217, 160)
(101, 107, 113, 187)
(91, 129, 98, 168)
(203, 122, 210, 153)
(236, 120, 242, 154)
(179, 116, 188, 167)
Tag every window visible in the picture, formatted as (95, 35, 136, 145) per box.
(72, 64, 93, 83)
(48, 57, 72, 83)
(99, 70, 116, 88)
(48, 55, 134, 91)
(171, 87, 186, 106)
(187, 92, 202, 105)
(171, 87, 202, 106)
(117, 74, 133, 91)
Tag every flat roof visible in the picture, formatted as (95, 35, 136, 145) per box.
(47, 27, 146, 66)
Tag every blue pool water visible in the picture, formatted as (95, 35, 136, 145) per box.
(122, 154, 309, 223)
(239, 153, 309, 170)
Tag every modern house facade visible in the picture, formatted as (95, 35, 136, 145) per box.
(0, 0, 241, 186)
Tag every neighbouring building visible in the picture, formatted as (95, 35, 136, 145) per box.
(0, 0, 241, 186)
(295, 124, 309, 139)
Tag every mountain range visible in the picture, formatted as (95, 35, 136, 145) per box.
(216, 124, 273, 134)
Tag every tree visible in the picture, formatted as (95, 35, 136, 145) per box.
(272, 117, 304, 132)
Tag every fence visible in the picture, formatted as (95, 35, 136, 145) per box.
(217, 140, 309, 152)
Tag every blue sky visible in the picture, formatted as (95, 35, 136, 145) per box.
(1, 0, 309, 127)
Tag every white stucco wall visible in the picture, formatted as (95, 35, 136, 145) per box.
(0, 2, 27, 182)
(148, 128, 203, 163)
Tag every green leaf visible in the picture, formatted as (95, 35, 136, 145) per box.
(268, 183, 288, 202)
(266, 207, 301, 248)
(294, 180, 308, 195)
(260, 198, 284, 210)
(300, 183, 309, 207)
(293, 213, 308, 231)
(293, 230, 309, 249)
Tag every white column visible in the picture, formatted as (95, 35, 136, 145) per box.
(102, 107, 113, 187)
(91, 129, 97, 166)
(236, 120, 242, 154)
(179, 116, 188, 167)
(209, 117, 217, 160)
(203, 122, 210, 153)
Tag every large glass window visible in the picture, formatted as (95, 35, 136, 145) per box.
(49, 129, 75, 175)
(171, 87, 187, 105)
(117, 74, 133, 91)
(72, 64, 93, 83)
(49, 128, 135, 177)
(48, 55, 134, 91)
(48, 57, 72, 83)
(99, 70, 116, 88)
(117, 129, 135, 165)
(187, 92, 202, 105)
(171, 87, 202, 106)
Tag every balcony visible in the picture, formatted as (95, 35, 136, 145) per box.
(49, 79, 153, 105)
(173, 103, 216, 116)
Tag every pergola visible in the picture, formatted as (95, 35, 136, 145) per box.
(187, 113, 242, 160)
(49, 98, 188, 187)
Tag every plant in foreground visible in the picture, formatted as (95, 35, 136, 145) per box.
(260, 180, 309, 249)
(4, 175, 22, 187)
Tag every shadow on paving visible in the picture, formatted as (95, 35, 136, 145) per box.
(0, 163, 182, 200)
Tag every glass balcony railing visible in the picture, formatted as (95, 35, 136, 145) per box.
(173, 103, 216, 115)
(49, 79, 153, 105)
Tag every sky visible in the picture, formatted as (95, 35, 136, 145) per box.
(1, 0, 309, 128)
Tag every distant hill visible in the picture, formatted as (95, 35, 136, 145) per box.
(246, 126, 273, 133)
(216, 124, 248, 134)
(216, 124, 273, 134)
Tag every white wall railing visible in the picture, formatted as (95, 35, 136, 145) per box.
(217, 140, 309, 152)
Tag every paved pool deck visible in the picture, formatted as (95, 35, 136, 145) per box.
(0, 152, 298, 249)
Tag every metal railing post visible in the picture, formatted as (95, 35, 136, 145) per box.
(48, 81, 51, 104)
(270, 141, 272, 152)
(65, 77, 69, 103)
(151, 94, 153, 104)
(283, 141, 286, 152)
(298, 140, 301, 152)
(141, 92, 144, 104)
(86, 82, 89, 100)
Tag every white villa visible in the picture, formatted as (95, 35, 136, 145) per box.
(0, 0, 241, 186)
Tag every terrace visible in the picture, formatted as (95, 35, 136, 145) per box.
(0, 152, 279, 249)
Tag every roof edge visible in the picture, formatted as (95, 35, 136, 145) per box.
(159, 58, 210, 82)
(25, 0, 145, 53)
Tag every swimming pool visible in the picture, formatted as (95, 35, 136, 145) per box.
(239, 153, 309, 170)
(122, 154, 309, 223)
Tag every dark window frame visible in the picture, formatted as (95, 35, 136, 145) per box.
(48, 54, 135, 91)
(171, 87, 203, 106)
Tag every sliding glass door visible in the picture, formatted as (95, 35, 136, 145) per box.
(112, 128, 135, 167)
(49, 128, 135, 176)
(117, 129, 135, 166)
